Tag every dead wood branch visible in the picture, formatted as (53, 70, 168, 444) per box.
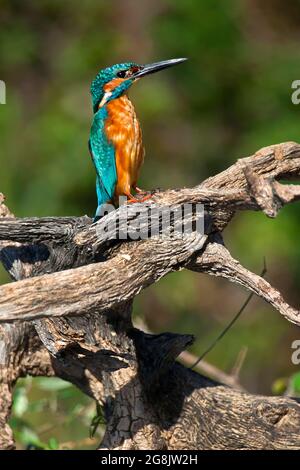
(0, 142, 300, 450)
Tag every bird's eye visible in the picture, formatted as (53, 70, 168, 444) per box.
(117, 70, 127, 78)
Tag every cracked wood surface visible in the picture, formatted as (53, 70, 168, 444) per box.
(0, 141, 300, 450)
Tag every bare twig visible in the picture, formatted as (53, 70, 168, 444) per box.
(190, 258, 267, 369)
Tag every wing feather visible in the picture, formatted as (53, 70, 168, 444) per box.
(89, 108, 117, 207)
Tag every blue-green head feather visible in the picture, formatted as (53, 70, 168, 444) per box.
(90, 62, 137, 113)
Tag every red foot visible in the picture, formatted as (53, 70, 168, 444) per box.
(126, 197, 140, 204)
(126, 192, 153, 204)
(137, 193, 153, 203)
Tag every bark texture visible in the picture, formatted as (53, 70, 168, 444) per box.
(0, 142, 300, 450)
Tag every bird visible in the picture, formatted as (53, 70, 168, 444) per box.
(89, 58, 187, 220)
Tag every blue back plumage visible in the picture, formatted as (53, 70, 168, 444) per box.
(89, 107, 117, 219)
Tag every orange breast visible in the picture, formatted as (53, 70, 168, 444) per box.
(104, 95, 144, 202)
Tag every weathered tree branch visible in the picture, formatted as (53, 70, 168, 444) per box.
(0, 232, 207, 322)
(0, 142, 300, 450)
(0, 203, 54, 449)
(190, 237, 300, 325)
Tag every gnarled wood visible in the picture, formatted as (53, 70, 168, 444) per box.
(0, 142, 300, 450)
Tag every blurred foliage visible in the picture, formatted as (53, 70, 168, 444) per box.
(1, 0, 300, 449)
(10, 377, 103, 450)
(272, 371, 300, 397)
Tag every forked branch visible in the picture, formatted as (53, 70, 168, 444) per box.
(0, 141, 300, 450)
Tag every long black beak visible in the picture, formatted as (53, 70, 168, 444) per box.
(133, 58, 187, 79)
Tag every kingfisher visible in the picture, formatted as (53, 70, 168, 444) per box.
(89, 58, 187, 220)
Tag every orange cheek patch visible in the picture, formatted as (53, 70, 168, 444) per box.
(103, 78, 125, 93)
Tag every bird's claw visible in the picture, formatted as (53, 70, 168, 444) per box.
(126, 190, 155, 204)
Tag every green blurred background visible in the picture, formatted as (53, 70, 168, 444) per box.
(1, 0, 300, 449)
